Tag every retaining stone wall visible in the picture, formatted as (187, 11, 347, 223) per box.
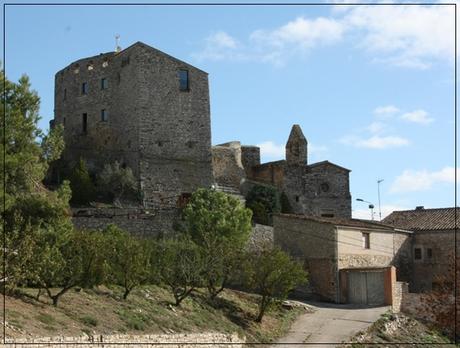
(5, 332, 244, 348)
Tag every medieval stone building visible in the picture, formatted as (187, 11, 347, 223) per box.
(53, 41, 213, 210)
(213, 125, 352, 218)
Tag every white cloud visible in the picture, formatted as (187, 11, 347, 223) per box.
(367, 121, 386, 134)
(401, 109, 434, 124)
(373, 105, 400, 117)
(353, 204, 409, 220)
(192, 31, 243, 61)
(257, 141, 284, 159)
(343, 5, 455, 68)
(341, 135, 409, 149)
(390, 166, 458, 193)
(250, 16, 345, 50)
(193, 5, 455, 68)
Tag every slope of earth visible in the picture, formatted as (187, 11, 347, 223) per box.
(340, 312, 455, 348)
(4, 285, 305, 344)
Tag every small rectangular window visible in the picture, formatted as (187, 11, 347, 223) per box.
(101, 78, 108, 90)
(362, 232, 370, 249)
(179, 69, 189, 91)
(63, 117, 66, 126)
(82, 113, 87, 133)
(414, 248, 422, 260)
(82, 82, 87, 95)
(101, 109, 108, 122)
(426, 248, 432, 259)
(63, 88, 67, 100)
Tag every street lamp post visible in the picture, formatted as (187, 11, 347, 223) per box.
(377, 179, 384, 221)
(356, 198, 375, 221)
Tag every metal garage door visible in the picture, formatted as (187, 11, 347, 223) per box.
(347, 271, 385, 305)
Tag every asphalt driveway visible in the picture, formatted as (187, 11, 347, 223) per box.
(271, 301, 389, 348)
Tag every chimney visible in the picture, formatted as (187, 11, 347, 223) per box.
(415, 206, 424, 210)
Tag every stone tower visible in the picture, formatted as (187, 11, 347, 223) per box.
(285, 124, 308, 165)
(53, 41, 213, 209)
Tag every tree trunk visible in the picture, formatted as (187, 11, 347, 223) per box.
(256, 296, 268, 323)
(123, 287, 130, 300)
(36, 288, 42, 301)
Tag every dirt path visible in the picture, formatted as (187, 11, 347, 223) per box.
(272, 301, 389, 348)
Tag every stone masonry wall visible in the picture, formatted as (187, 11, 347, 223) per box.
(247, 223, 274, 251)
(212, 142, 245, 189)
(411, 229, 455, 292)
(55, 50, 141, 176)
(300, 163, 351, 218)
(135, 44, 213, 209)
(71, 207, 179, 237)
(241, 146, 260, 176)
(273, 214, 338, 301)
(5, 332, 244, 348)
(55, 42, 213, 210)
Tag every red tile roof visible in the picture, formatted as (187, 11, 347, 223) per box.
(382, 207, 457, 231)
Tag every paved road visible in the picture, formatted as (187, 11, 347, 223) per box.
(272, 301, 389, 348)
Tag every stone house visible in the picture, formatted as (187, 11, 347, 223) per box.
(52, 41, 213, 210)
(382, 206, 456, 292)
(213, 125, 352, 219)
(273, 214, 412, 305)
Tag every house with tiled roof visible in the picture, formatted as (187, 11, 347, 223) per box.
(383, 206, 457, 292)
(273, 214, 412, 305)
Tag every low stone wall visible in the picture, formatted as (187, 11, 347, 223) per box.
(247, 223, 274, 251)
(71, 207, 180, 237)
(392, 281, 408, 313)
(5, 332, 244, 348)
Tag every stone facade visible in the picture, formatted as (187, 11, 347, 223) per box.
(71, 207, 179, 237)
(212, 125, 352, 219)
(410, 229, 455, 292)
(273, 214, 412, 303)
(54, 42, 213, 211)
(5, 332, 244, 348)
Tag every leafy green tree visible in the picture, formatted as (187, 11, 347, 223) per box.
(246, 185, 281, 225)
(154, 238, 203, 306)
(104, 225, 150, 300)
(0, 69, 70, 291)
(183, 188, 252, 298)
(243, 247, 307, 322)
(34, 225, 87, 306)
(97, 161, 137, 204)
(69, 158, 96, 205)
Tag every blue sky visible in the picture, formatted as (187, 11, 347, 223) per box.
(5, 2, 457, 219)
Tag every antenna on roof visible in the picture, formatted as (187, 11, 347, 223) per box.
(115, 34, 121, 53)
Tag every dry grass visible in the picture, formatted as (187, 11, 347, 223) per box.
(4, 285, 305, 344)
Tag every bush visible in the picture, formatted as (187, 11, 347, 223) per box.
(154, 238, 204, 306)
(183, 188, 252, 299)
(103, 225, 150, 300)
(242, 246, 307, 323)
(246, 185, 281, 225)
(69, 158, 96, 205)
(97, 161, 137, 204)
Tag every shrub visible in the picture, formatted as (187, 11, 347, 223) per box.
(183, 188, 252, 299)
(242, 246, 307, 323)
(97, 161, 137, 204)
(69, 158, 96, 205)
(245, 185, 280, 225)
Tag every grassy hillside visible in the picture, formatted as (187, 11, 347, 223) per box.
(5, 285, 305, 343)
(342, 312, 455, 348)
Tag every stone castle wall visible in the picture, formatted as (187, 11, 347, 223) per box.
(54, 42, 213, 210)
(71, 207, 179, 237)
